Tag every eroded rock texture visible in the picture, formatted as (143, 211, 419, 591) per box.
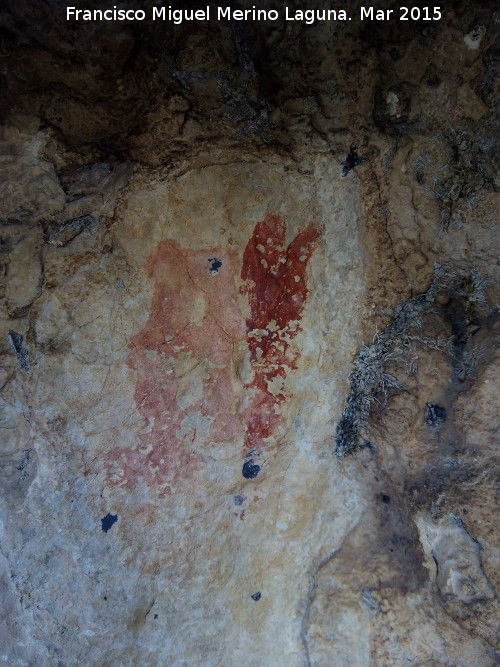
(0, 1, 498, 665)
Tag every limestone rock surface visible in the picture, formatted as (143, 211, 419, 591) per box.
(0, 1, 498, 665)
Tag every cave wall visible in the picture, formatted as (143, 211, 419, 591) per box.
(0, 1, 498, 665)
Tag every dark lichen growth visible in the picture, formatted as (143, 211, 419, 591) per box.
(242, 460, 260, 479)
(214, 69, 273, 142)
(334, 266, 494, 457)
(208, 257, 223, 274)
(17, 449, 31, 471)
(415, 130, 494, 235)
(234, 495, 244, 505)
(251, 591, 261, 601)
(101, 513, 118, 533)
(341, 144, 367, 177)
(373, 82, 415, 135)
(361, 588, 381, 613)
(45, 214, 96, 247)
(7, 330, 31, 371)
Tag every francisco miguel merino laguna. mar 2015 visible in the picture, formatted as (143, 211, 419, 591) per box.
(66, 5, 443, 23)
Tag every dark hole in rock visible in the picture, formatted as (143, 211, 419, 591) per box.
(425, 403, 447, 426)
(426, 75, 441, 87)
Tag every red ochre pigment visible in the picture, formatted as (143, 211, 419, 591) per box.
(240, 214, 321, 452)
(104, 215, 320, 492)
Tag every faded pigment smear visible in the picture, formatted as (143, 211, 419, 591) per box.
(104, 215, 320, 493)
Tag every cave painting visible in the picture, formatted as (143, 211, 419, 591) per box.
(240, 214, 321, 452)
(104, 214, 321, 493)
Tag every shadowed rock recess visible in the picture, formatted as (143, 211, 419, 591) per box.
(0, 1, 498, 665)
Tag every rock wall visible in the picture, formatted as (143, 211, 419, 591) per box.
(0, 2, 498, 665)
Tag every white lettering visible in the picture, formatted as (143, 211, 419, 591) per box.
(171, 9, 183, 24)
(218, 6, 277, 21)
(286, 8, 347, 23)
(67, 6, 146, 20)
(361, 7, 393, 20)
(218, 7, 231, 20)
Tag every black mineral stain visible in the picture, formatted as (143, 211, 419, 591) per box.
(7, 330, 30, 371)
(234, 495, 244, 505)
(251, 591, 261, 601)
(208, 257, 222, 274)
(242, 460, 260, 479)
(341, 145, 367, 177)
(101, 513, 118, 533)
(425, 403, 447, 426)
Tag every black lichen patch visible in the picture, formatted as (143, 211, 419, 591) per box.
(242, 460, 260, 479)
(382, 494, 391, 504)
(208, 257, 222, 274)
(361, 588, 381, 613)
(425, 403, 447, 426)
(251, 591, 261, 601)
(334, 266, 493, 457)
(46, 214, 96, 247)
(415, 130, 494, 234)
(340, 145, 367, 177)
(7, 330, 30, 371)
(234, 495, 245, 505)
(17, 449, 31, 471)
(373, 82, 415, 135)
(407, 460, 480, 510)
(101, 513, 118, 533)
